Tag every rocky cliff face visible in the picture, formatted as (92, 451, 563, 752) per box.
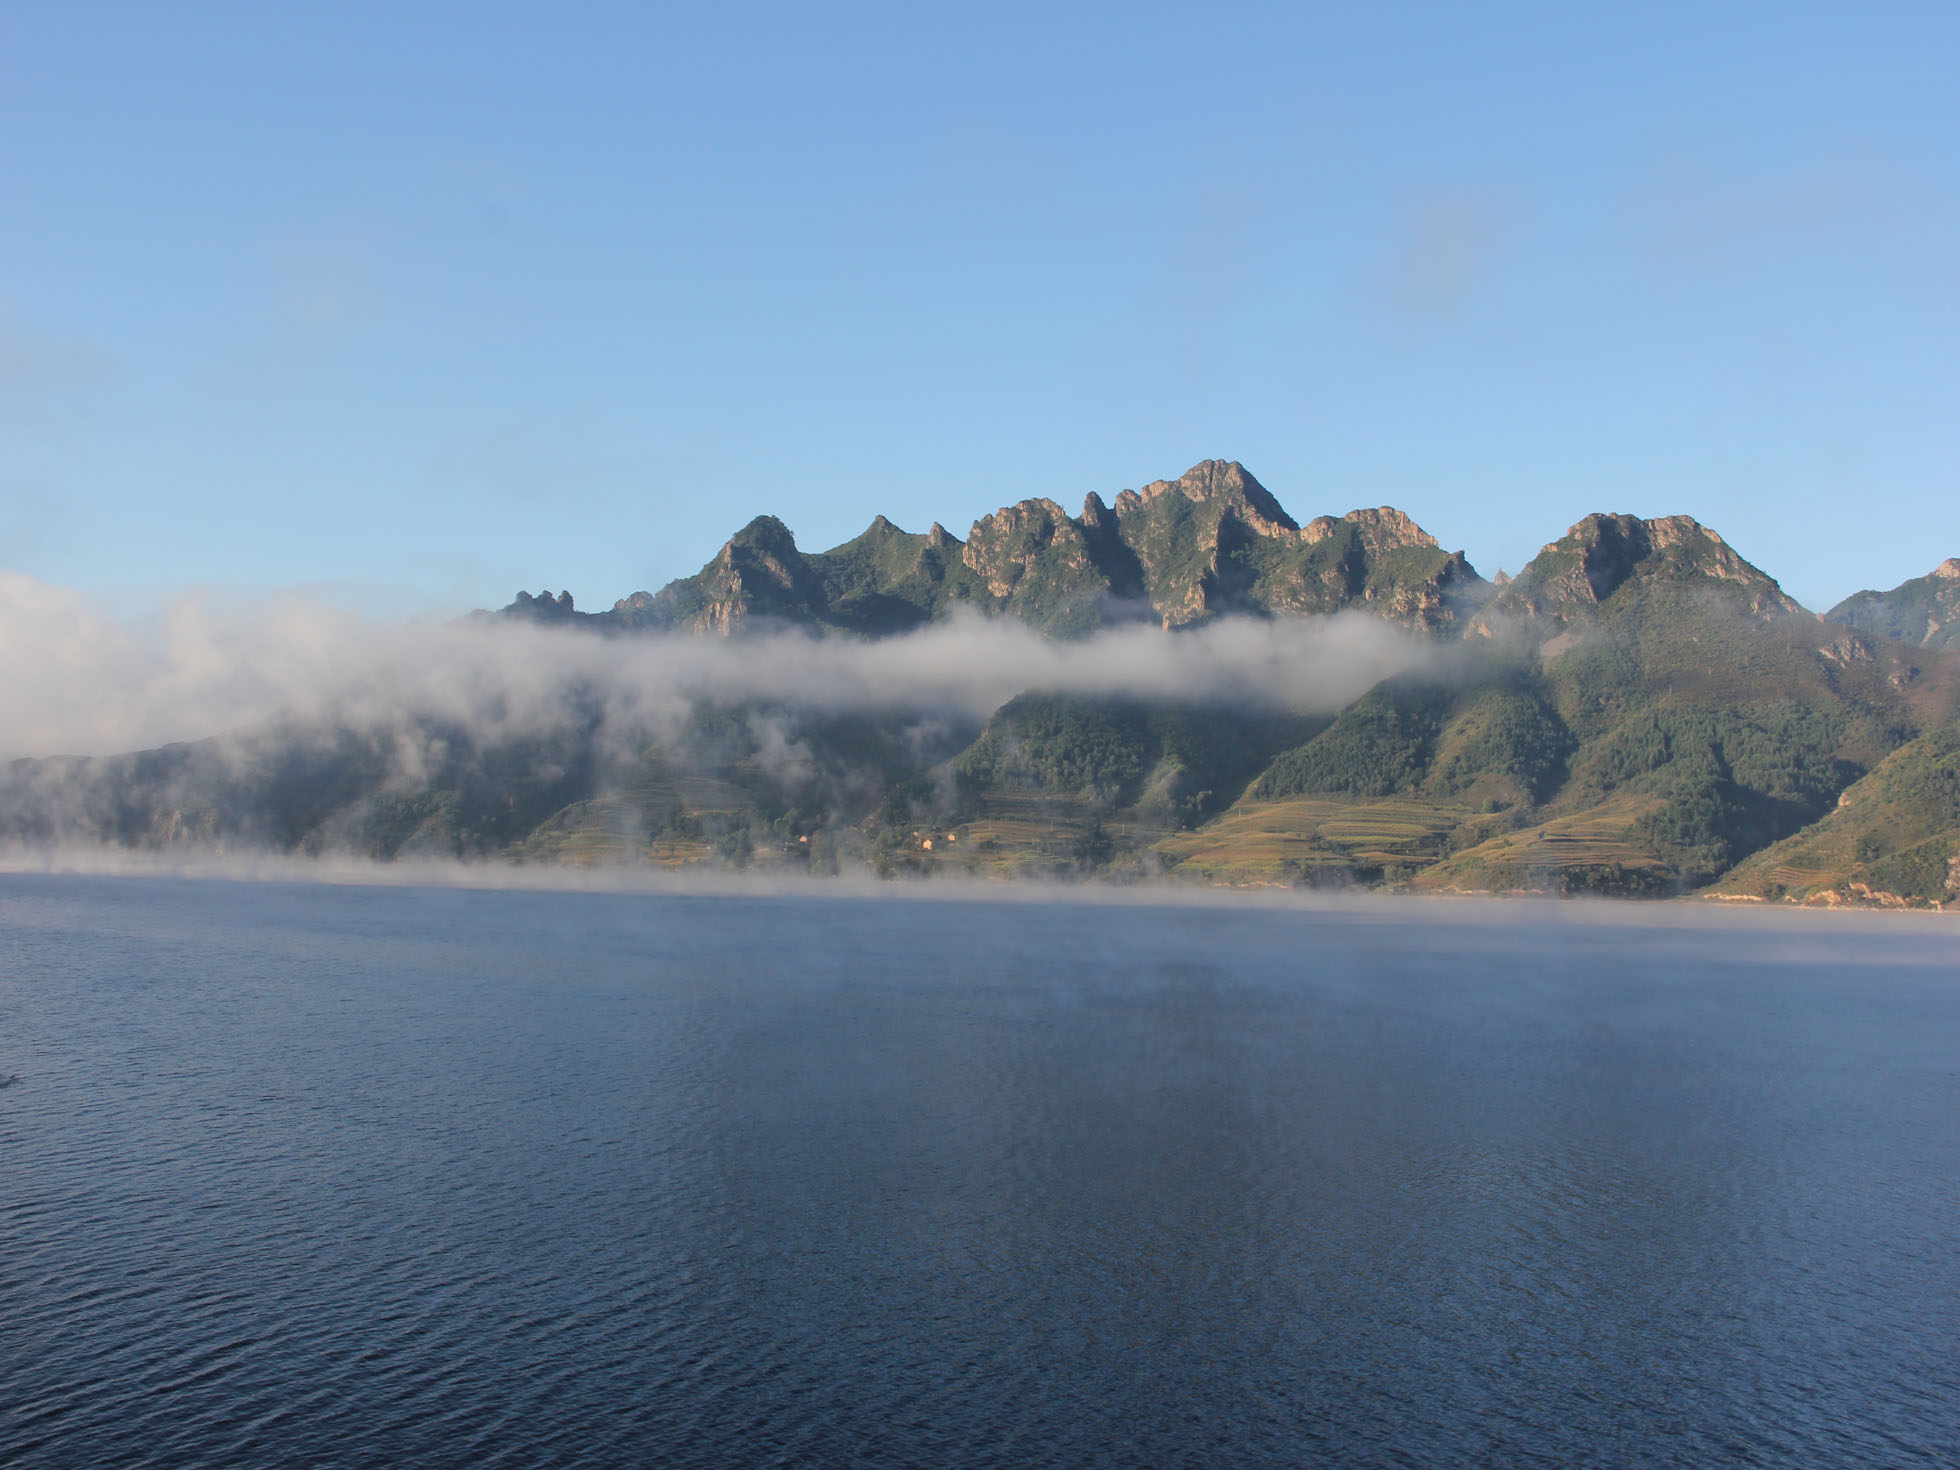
(1247, 507, 1482, 630)
(1108, 460, 1296, 624)
(958, 497, 1133, 633)
(1827, 558, 1960, 652)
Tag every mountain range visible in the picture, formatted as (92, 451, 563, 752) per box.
(505, 461, 1486, 637)
(7, 461, 1958, 907)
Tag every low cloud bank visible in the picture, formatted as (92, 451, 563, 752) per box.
(0, 572, 1439, 762)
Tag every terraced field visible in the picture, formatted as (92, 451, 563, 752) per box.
(1414, 792, 1670, 891)
(918, 810, 1070, 875)
(883, 792, 1177, 877)
(1154, 796, 1479, 883)
(1762, 864, 1838, 892)
(512, 797, 643, 865)
(514, 764, 763, 868)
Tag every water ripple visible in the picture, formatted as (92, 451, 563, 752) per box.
(1, 875, 1956, 1466)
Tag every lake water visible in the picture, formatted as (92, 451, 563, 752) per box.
(1, 874, 1956, 1467)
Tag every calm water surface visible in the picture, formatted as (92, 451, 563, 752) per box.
(1, 875, 1956, 1466)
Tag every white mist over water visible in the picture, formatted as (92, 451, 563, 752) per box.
(0, 569, 1436, 761)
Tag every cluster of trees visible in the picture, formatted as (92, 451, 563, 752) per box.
(1252, 675, 1574, 809)
(1556, 703, 1877, 881)
(949, 694, 1318, 823)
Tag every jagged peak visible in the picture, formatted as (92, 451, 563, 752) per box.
(1170, 458, 1252, 497)
(1080, 490, 1111, 527)
(1933, 557, 1960, 580)
(1120, 459, 1299, 533)
(817, 514, 916, 557)
(1508, 510, 1796, 618)
(1646, 514, 1724, 549)
(971, 497, 1073, 535)
(727, 514, 801, 555)
(960, 498, 1080, 579)
(1342, 507, 1438, 551)
(926, 521, 957, 549)
(1560, 511, 1640, 544)
(1560, 510, 1720, 549)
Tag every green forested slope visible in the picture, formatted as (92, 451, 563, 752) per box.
(1713, 724, 1960, 905)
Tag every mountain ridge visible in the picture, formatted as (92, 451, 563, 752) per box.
(1826, 558, 1960, 652)
(496, 467, 1956, 657)
(497, 460, 1491, 637)
(11, 459, 1959, 905)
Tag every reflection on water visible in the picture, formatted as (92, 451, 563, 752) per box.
(1, 877, 1955, 1466)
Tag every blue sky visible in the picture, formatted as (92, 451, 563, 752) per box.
(2, 1, 1955, 615)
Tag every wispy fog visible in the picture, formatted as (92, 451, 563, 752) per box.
(0, 570, 1436, 761)
(3, 849, 1942, 957)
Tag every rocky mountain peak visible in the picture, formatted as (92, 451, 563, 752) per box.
(1342, 507, 1438, 554)
(1482, 511, 1799, 632)
(1172, 458, 1247, 498)
(1563, 513, 1778, 602)
(1125, 459, 1299, 532)
(1643, 514, 1720, 550)
(726, 515, 801, 559)
(960, 498, 1090, 603)
(1934, 558, 1960, 580)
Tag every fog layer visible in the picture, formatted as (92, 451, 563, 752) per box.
(0, 571, 1435, 760)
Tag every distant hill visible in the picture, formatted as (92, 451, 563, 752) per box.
(10, 461, 1960, 904)
(1826, 559, 1960, 651)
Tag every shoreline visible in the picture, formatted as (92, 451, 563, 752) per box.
(2, 846, 1953, 924)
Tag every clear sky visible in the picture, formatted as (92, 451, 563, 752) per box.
(2, 1, 1955, 616)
